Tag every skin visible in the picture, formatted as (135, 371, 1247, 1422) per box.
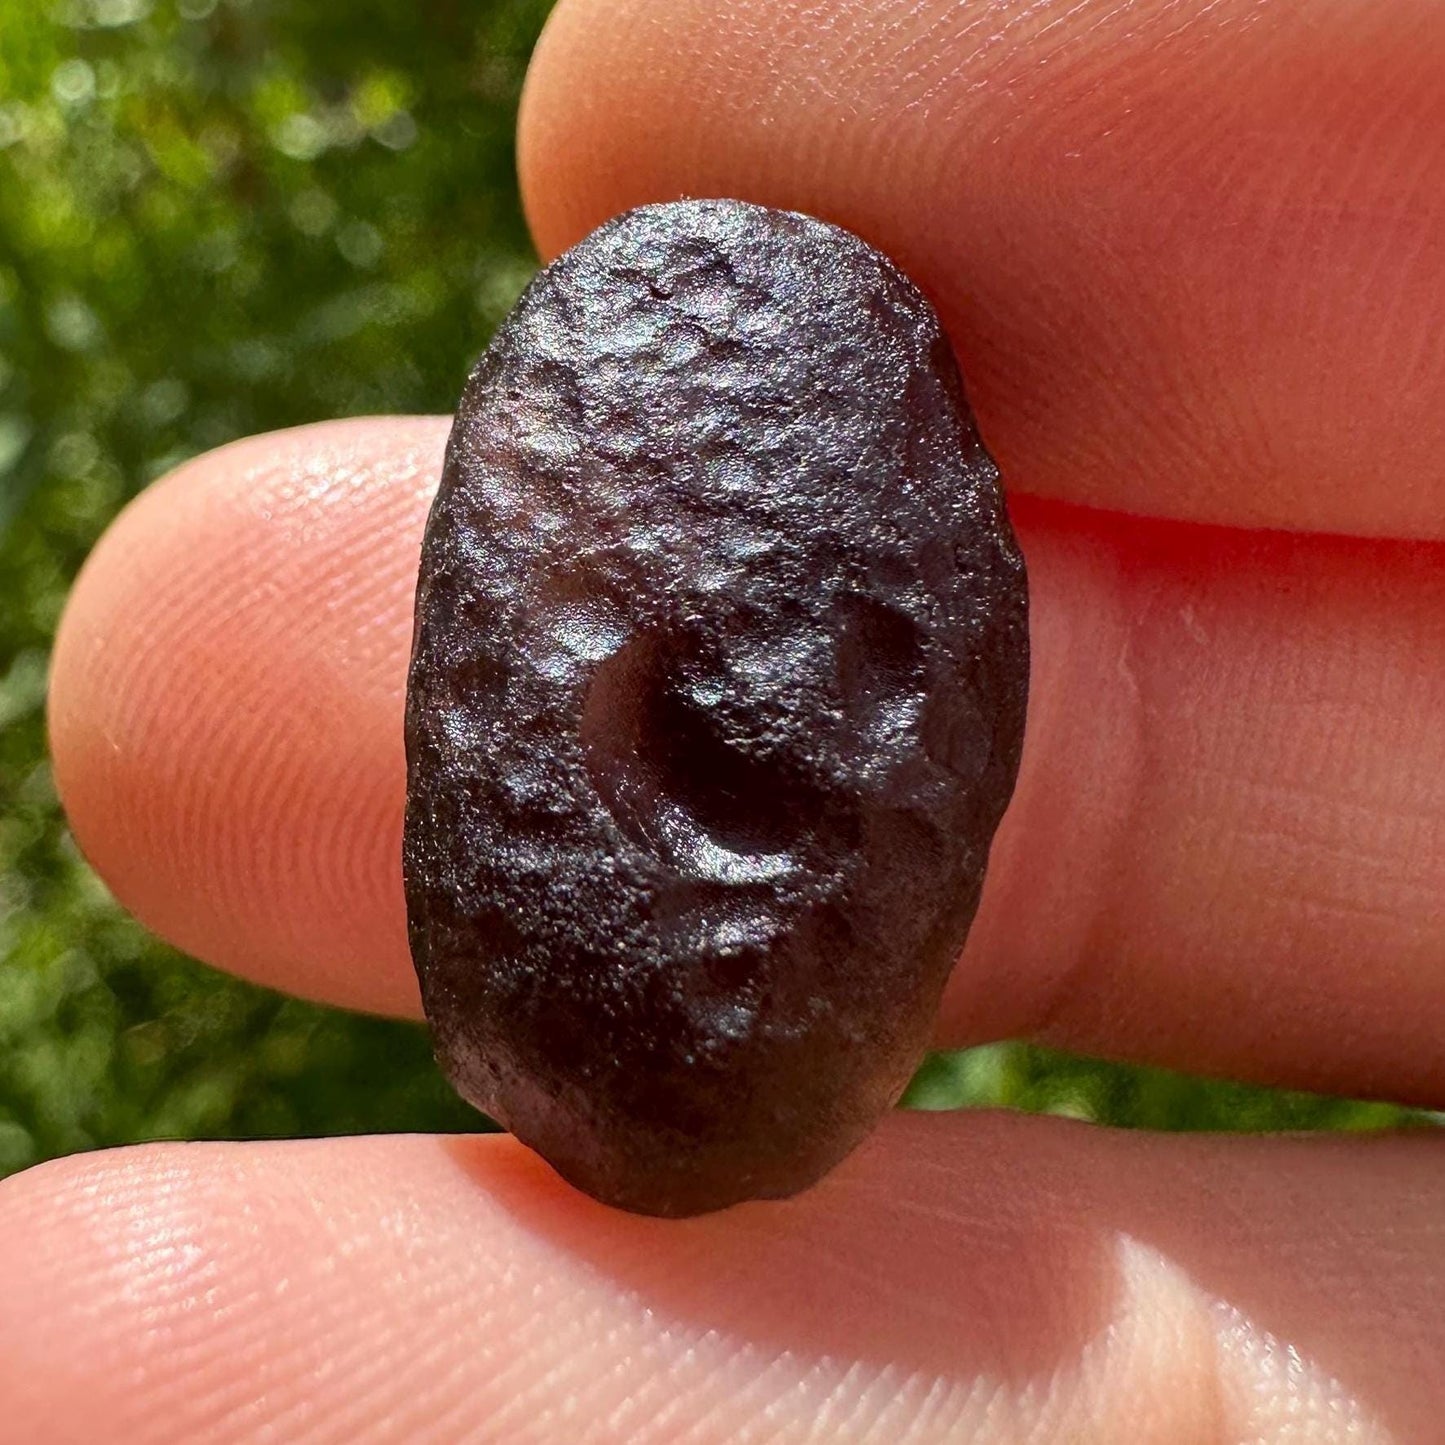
(8, 0, 1445, 1438)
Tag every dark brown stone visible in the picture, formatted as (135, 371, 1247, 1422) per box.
(404, 199, 1028, 1216)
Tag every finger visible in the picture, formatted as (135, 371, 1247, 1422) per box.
(951, 499, 1445, 1102)
(518, 0, 1445, 539)
(3, 1115, 1443, 1443)
(50, 417, 445, 1018)
(50, 421, 1445, 1101)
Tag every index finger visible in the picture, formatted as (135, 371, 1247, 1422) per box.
(518, 0, 1445, 538)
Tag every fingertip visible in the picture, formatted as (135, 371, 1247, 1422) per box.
(4, 1123, 1442, 1442)
(49, 417, 447, 1017)
(518, 0, 1445, 536)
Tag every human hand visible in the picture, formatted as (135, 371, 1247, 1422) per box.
(7, 0, 1445, 1439)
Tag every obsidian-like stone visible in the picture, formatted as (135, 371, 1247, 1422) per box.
(404, 199, 1028, 1216)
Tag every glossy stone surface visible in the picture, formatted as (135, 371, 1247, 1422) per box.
(404, 199, 1028, 1215)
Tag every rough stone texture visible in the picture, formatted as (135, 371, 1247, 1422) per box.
(404, 199, 1029, 1216)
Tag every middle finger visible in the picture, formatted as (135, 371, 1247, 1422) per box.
(48, 418, 1445, 1103)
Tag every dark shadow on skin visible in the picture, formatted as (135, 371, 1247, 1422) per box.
(443, 1111, 1444, 1439)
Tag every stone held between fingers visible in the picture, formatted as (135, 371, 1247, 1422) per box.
(403, 198, 1030, 1217)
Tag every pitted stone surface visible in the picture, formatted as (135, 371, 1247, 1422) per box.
(405, 199, 1029, 1215)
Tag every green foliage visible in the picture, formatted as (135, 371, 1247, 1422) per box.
(0, 0, 1425, 1182)
(0, 0, 545, 1177)
(901, 1045, 1415, 1134)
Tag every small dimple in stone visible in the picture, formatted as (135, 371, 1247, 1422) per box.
(582, 633, 817, 882)
(837, 597, 928, 757)
(404, 198, 1029, 1216)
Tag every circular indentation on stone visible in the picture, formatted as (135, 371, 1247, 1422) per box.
(582, 631, 824, 880)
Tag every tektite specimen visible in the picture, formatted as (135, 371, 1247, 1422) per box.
(405, 199, 1029, 1216)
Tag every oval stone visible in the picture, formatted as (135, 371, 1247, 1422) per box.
(404, 199, 1029, 1216)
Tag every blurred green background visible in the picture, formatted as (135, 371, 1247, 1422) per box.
(0, 0, 1426, 1183)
